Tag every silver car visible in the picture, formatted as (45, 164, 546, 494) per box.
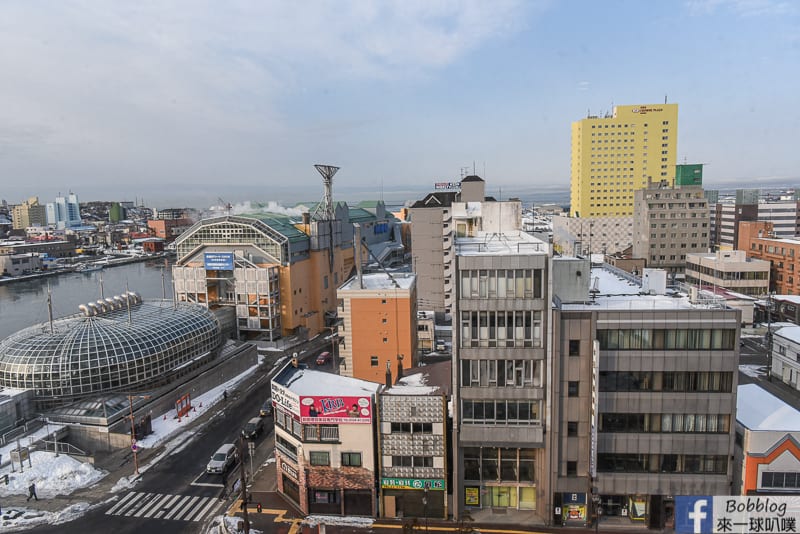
(206, 443, 237, 474)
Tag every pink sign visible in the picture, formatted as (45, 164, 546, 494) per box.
(299, 396, 371, 424)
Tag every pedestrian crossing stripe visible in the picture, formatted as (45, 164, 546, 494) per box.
(106, 491, 221, 522)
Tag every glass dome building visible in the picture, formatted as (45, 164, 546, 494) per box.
(0, 294, 222, 404)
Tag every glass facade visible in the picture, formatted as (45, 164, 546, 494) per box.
(0, 300, 222, 401)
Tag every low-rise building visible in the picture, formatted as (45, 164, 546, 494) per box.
(271, 362, 382, 516)
(552, 215, 633, 256)
(685, 250, 770, 297)
(771, 326, 800, 389)
(377, 361, 451, 519)
(734, 384, 800, 495)
(0, 253, 42, 276)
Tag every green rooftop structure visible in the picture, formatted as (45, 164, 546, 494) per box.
(675, 164, 703, 186)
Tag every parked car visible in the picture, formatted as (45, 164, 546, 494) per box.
(206, 443, 237, 474)
(259, 398, 273, 417)
(243, 417, 264, 439)
(316, 351, 332, 365)
(435, 339, 447, 352)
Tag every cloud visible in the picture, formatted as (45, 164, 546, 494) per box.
(0, 1, 533, 199)
(686, 0, 796, 16)
(577, 81, 591, 91)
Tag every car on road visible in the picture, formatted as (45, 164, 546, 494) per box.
(243, 417, 264, 439)
(435, 339, 447, 352)
(316, 351, 332, 365)
(206, 443, 237, 474)
(259, 398, 273, 417)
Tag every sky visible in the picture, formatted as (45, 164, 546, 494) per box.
(0, 0, 798, 208)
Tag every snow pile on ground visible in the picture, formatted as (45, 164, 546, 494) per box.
(0, 502, 99, 531)
(0, 451, 106, 498)
(303, 515, 374, 528)
(203, 515, 263, 534)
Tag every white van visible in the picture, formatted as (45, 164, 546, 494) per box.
(206, 443, 237, 474)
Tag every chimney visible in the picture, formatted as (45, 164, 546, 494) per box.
(385, 361, 392, 389)
(292, 352, 299, 368)
(302, 212, 310, 225)
(396, 354, 404, 383)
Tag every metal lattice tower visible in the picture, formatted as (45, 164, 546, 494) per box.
(311, 164, 339, 221)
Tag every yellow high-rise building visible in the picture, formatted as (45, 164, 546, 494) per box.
(570, 103, 678, 217)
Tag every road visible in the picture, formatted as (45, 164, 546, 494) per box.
(29, 342, 333, 534)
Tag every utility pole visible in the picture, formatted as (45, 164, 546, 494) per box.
(767, 292, 774, 381)
(238, 434, 250, 534)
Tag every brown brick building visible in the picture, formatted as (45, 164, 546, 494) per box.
(738, 221, 800, 295)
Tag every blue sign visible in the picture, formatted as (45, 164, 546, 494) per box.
(204, 252, 234, 270)
(676, 496, 713, 534)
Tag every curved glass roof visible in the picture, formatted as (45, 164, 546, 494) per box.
(0, 300, 222, 400)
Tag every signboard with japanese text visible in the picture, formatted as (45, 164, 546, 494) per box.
(434, 182, 461, 190)
(381, 478, 445, 491)
(676, 496, 800, 533)
(299, 395, 371, 423)
(204, 252, 234, 270)
(464, 487, 480, 506)
(271, 381, 300, 414)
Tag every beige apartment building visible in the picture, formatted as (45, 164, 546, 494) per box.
(11, 197, 47, 229)
(408, 176, 521, 314)
(632, 182, 710, 275)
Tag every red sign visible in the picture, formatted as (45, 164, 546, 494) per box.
(299, 396, 371, 424)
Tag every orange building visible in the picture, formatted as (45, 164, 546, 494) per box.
(739, 221, 800, 295)
(337, 272, 417, 383)
(735, 384, 800, 494)
(147, 218, 194, 241)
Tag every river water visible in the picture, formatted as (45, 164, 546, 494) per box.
(0, 259, 173, 340)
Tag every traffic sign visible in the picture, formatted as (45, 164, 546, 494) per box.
(131, 443, 138, 452)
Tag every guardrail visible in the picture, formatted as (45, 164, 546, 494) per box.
(0, 419, 44, 447)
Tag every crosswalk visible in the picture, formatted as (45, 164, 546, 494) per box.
(106, 491, 220, 522)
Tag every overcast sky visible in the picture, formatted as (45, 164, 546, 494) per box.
(0, 0, 798, 207)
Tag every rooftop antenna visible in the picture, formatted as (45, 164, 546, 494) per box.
(47, 281, 54, 334)
(665, 94, 668, 104)
(473, 161, 476, 175)
(311, 164, 339, 221)
(311, 164, 340, 273)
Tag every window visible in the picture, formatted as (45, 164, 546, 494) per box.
(568, 381, 579, 397)
(341, 452, 362, 467)
(310, 451, 330, 466)
(568, 339, 580, 357)
(413, 422, 433, 433)
(382, 318, 387, 324)
(566, 461, 578, 476)
(370, 356, 378, 366)
(391, 422, 411, 433)
(567, 421, 578, 437)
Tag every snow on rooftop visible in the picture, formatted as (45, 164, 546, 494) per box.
(775, 325, 800, 345)
(339, 272, 415, 291)
(278, 365, 382, 396)
(456, 231, 547, 256)
(737, 383, 800, 431)
(561, 266, 727, 311)
(385, 371, 439, 395)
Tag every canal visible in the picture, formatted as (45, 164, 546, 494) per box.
(0, 259, 173, 340)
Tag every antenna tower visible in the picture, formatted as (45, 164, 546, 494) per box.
(311, 164, 340, 221)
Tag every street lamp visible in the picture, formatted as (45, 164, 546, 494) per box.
(128, 394, 151, 475)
